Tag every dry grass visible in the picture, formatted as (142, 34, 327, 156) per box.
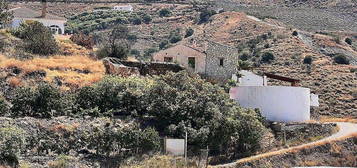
(0, 35, 105, 89)
(0, 54, 105, 89)
(7, 77, 22, 87)
(319, 117, 357, 123)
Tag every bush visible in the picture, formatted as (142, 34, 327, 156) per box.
(345, 38, 352, 45)
(199, 9, 216, 23)
(185, 28, 194, 38)
(11, 22, 59, 55)
(70, 33, 94, 49)
(261, 52, 275, 63)
(159, 8, 171, 17)
(88, 125, 160, 156)
(142, 14, 152, 24)
(143, 47, 158, 59)
(303, 56, 313, 64)
(239, 53, 250, 61)
(0, 127, 25, 166)
(96, 44, 129, 60)
(130, 49, 141, 57)
(131, 16, 142, 25)
(75, 76, 150, 117)
(169, 35, 182, 44)
(333, 53, 350, 64)
(292, 31, 298, 36)
(159, 40, 169, 49)
(10, 84, 69, 118)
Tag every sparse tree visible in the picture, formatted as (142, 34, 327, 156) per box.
(97, 25, 135, 59)
(345, 38, 352, 45)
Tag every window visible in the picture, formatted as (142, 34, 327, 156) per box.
(188, 57, 196, 69)
(164, 57, 173, 62)
(219, 58, 224, 66)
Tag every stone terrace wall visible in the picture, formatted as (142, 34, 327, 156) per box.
(103, 57, 185, 76)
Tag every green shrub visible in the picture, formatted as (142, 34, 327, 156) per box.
(142, 14, 152, 24)
(75, 76, 150, 117)
(169, 35, 182, 43)
(239, 53, 250, 61)
(96, 44, 129, 60)
(185, 28, 194, 38)
(199, 9, 216, 23)
(0, 127, 25, 166)
(159, 8, 171, 17)
(88, 125, 160, 156)
(333, 53, 350, 64)
(11, 22, 59, 55)
(261, 52, 275, 63)
(143, 47, 158, 59)
(345, 38, 352, 45)
(292, 31, 298, 36)
(10, 84, 68, 118)
(303, 56, 313, 64)
(131, 16, 142, 25)
(159, 40, 169, 49)
(130, 49, 141, 56)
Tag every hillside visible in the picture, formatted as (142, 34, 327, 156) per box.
(214, 0, 357, 32)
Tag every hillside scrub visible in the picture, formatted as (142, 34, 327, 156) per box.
(333, 53, 350, 64)
(0, 72, 268, 161)
(11, 22, 59, 55)
(0, 0, 12, 26)
(199, 9, 217, 23)
(0, 118, 161, 167)
(159, 8, 171, 17)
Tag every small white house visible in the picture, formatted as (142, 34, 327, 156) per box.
(230, 71, 319, 122)
(113, 5, 133, 12)
(9, 7, 67, 35)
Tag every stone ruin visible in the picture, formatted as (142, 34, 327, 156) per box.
(102, 57, 185, 77)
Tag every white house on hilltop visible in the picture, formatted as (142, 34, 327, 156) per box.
(9, 7, 67, 35)
(113, 5, 133, 12)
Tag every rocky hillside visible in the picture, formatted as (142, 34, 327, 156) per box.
(214, 0, 357, 32)
(231, 134, 357, 167)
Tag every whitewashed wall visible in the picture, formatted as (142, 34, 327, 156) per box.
(237, 70, 267, 86)
(230, 86, 311, 122)
(11, 18, 66, 34)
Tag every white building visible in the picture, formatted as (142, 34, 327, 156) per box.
(113, 5, 133, 12)
(9, 7, 67, 35)
(230, 71, 319, 122)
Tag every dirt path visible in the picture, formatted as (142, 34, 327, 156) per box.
(212, 122, 357, 168)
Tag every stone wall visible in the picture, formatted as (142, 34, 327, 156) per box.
(205, 41, 239, 81)
(103, 57, 184, 76)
